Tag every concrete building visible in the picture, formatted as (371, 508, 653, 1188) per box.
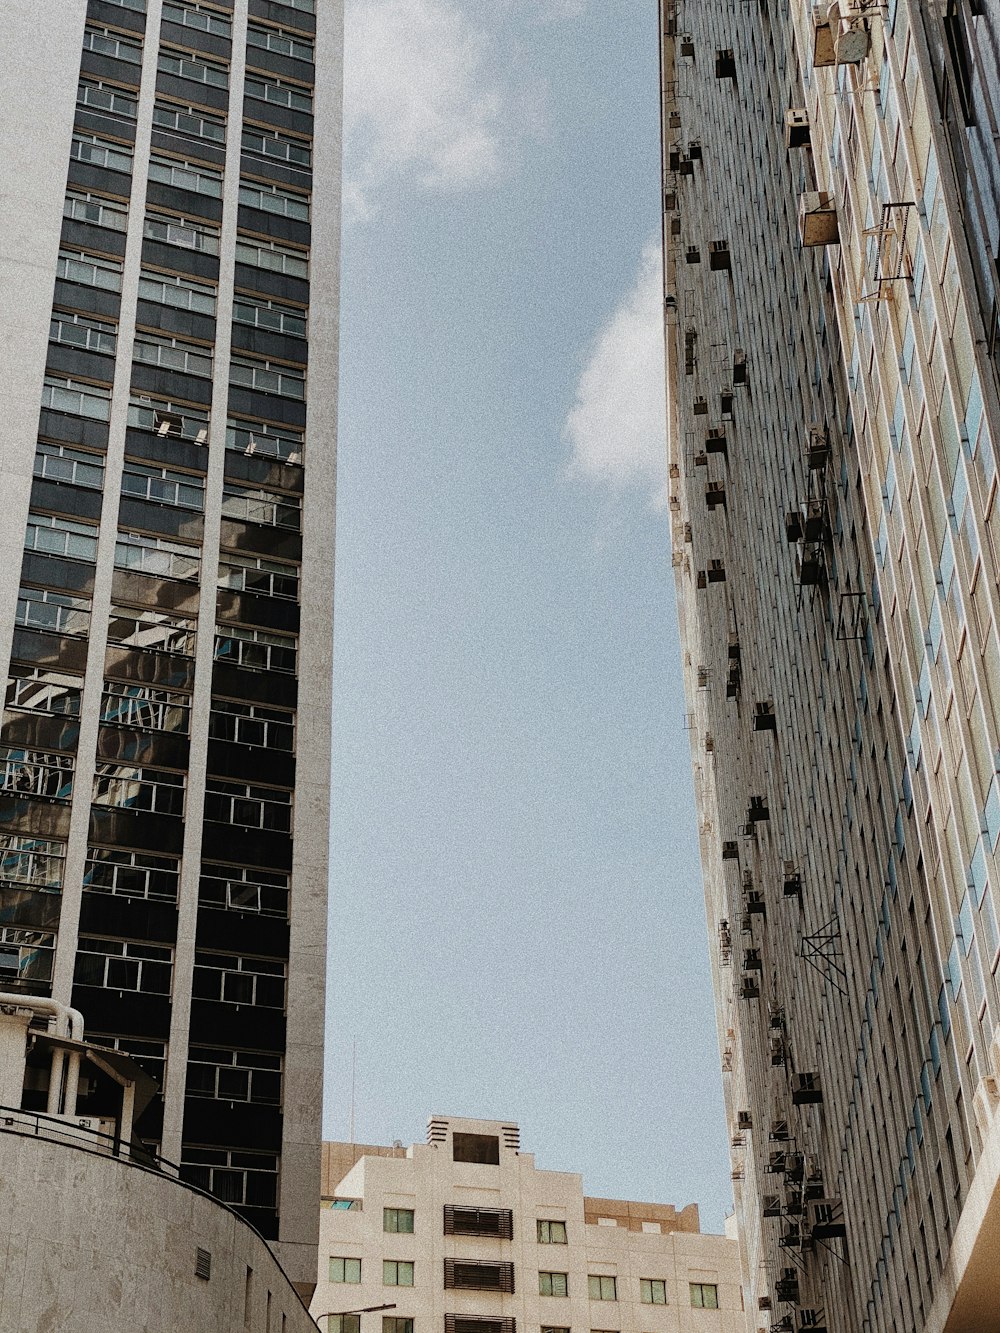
(310, 1116, 746, 1333)
(0, 994, 316, 1330)
(0, 0, 341, 1297)
(660, 1, 1000, 1332)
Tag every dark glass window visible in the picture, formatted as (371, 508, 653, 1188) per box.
(452, 1132, 500, 1164)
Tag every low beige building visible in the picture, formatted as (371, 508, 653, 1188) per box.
(311, 1116, 746, 1333)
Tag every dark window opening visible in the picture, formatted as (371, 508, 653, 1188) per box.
(452, 1132, 499, 1164)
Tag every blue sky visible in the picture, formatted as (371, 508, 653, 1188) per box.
(325, 0, 731, 1231)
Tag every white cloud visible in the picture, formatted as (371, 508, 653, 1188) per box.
(344, 0, 519, 216)
(564, 239, 669, 508)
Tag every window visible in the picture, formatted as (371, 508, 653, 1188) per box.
(539, 1274, 568, 1298)
(77, 79, 138, 119)
(127, 395, 210, 441)
(152, 100, 227, 144)
(84, 846, 179, 901)
(214, 623, 297, 674)
(232, 296, 307, 337)
(640, 1281, 666, 1306)
(187, 1046, 282, 1103)
(689, 1285, 718, 1310)
(92, 762, 185, 815)
(133, 333, 213, 378)
(138, 267, 217, 313)
(122, 460, 206, 509)
(0, 835, 66, 890)
(35, 441, 107, 490)
(221, 480, 301, 530)
(537, 1220, 567, 1244)
(444, 1206, 513, 1238)
(271, 0, 314, 10)
(588, 1277, 617, 1302)
(162, 0, 233, 36)
(16, 587, 91, 637)
(384, 1207, 415, 1233)
(384, 1261, 414, 1287)
(384, 1320, 413, 1333)
(247, 23, 314, 62)
(208, 698, 294, 750)
(144, 210, 220, 253)
(241, 127, 312, 168)
(244, 75, 313, 114)
(204, 778, 292, 832)
(100, 0, 147, 11)
(218, 550, 299, 600)
(444, 1261, 513, 1293)
(452, 1132, 499, 1164)
(192, 950, 286, 1008)
(328, 1318, 361, 1333)
(100, 680, 191, 733)
(74, 936, 172, 994)
(542, 1327, 569, 1333)
(199, 863, 290, 917)
(115, 531, 201, 581)
(64, 190, 128, 232)
(48, 313, 117, 357)
(7, 667, 82, 717)
(89, 1034, 165, 1088)
(225, 419, 303, 463)
(56, 248, 123, 291)
(238, 181, 310, 222)
(182, 1147, 278, 1209)
(0, 928, 55, 987)
(235, 237, 308, 279)
(148, 154, 224, 198)
(41, 376, 111, 421)
(108, 603, 196, 655)
(71, 133, 133, 175)
(328, 1258, 362, 1284)
(82, 24, 143, 64)
(24, 512, 99, 562)
(157, 50, 230, 90)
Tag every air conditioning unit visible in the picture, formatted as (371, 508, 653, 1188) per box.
(791, 1072, 823, 1105)
(707, 559, 726, 581)
(733, 349, 747, 384)
(686, 245, 701, 263)
(706, 427, 727, 453)
(835, 21, 870, 63)
(664, 188, 678, 210)
(785, 510, 803, 542)
(785, 109, 811, 148)
(706, 481, 726, 509)
(783, 864, 802, 898)
(795, 548, 825, 586)
(722, 840, 739, 859)
(813, 13, 836, 66)
(715, 48, 737, 79)
(807, 426, 831, 468)
(738, 1110, 753, 1130)
(973, 1074, 1000, 1134)
(754, 701, 777, 732)
(802, 499, 826, 541)
(709, 240, 732, 271)
(693, 396, 709, 415)
(799, 192, 839, 247)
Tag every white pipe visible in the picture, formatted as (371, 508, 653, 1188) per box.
(46, 1050, 65, 1115)
(63, 1053, 81, 1118)
(0, 993, 83, 1040)
(0, 994, 86, 1114)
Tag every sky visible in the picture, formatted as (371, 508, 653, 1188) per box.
(324, 0, 732, 1232)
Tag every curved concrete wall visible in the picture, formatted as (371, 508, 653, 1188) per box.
(0, 1128, 316, 1332)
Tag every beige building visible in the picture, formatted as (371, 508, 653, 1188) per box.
(660, 0, 1000, 1330)
(310, 1116, 746, 1333)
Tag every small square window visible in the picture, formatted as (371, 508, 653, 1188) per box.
(539, 1272, 569, 1297)
(329, 1257, 361, 1284)
(640, 1280, 667, 1306)
(588, 1276, 617, 1302)
(384, 1320, 413, 1333)
(537, 1220, 568, 1244)
(328, 1318, 361, 1333)
(385, 1260, 414, 1287)
(385, 1207, 415, 1234)
(689, 1284, 718, 1310)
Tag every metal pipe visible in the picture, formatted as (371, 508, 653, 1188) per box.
(63, 1052, 81, 1117)
(0, 993, 83, 1039)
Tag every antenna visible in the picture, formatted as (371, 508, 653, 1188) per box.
(349, 1038, 356, 1143)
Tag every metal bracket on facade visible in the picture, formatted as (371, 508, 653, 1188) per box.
(800, 917, 849, 997)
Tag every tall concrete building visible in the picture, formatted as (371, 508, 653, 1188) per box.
(660, 1, 999, 1331)
(310, 1116, 746, 1333)
(0, 0, 341, 1295)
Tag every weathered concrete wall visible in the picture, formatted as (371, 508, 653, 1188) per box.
(0, 1129, 316, 1333)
